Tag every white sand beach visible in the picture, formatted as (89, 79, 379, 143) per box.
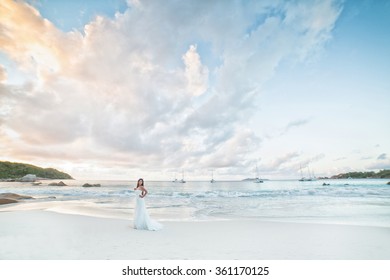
(1, 209, 390, 260)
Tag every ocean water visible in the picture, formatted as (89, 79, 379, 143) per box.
(1, 179, 390, 227)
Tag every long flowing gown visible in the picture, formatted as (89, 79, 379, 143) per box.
(133, 189, 163, 231)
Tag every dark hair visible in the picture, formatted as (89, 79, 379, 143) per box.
(137, 178, 144, 187)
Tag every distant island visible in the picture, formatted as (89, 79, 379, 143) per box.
(324, 169, 390, 179)
(0, 161, 73, 180)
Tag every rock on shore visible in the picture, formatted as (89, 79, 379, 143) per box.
(48, 181, 67, 186)
(20, 174, 37, 182)
(82, 183, 101, 188)
(0, 193, 33, 205)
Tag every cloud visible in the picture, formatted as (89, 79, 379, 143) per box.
(244, 152, 326, 178)
(377, 153, 387, 160)
(365, 153, 390, 171)
(286, 119, 310, 129)
(183, 45, 209, 97)
(259, 152, 300, 171)
(0, 0, 343, 178)
(367, 160, 390, 170)
(334, 157, 347, 161)
(281, 118, 311, 135)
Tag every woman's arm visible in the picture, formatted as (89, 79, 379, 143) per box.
(140, 187, 148, 198)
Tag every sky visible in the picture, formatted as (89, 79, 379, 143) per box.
(0, 0, 389, 180)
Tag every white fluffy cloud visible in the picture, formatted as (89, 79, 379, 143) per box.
(0, 0, 343, 179)
(183, 45, 209, 97)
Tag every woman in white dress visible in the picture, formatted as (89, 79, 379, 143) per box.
(133, 178, 162, 231)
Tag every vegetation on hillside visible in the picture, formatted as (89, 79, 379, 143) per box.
(0, 161, 73, 179)
(331, 169, 390, 179)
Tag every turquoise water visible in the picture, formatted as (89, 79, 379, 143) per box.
(1, 179, 389, 227)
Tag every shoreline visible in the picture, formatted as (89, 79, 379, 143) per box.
(2, 199, 390, 228)
(1, 209, 390, 260)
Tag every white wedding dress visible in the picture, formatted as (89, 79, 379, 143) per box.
(133, 189, 163, 231)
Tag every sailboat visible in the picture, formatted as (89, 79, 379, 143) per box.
(299, 164, 317, 181)
(210, 170, 215, 183)
(179, 171, 186, 183)
(172, 173, 178, 183)
(254, 165, 263, 183)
